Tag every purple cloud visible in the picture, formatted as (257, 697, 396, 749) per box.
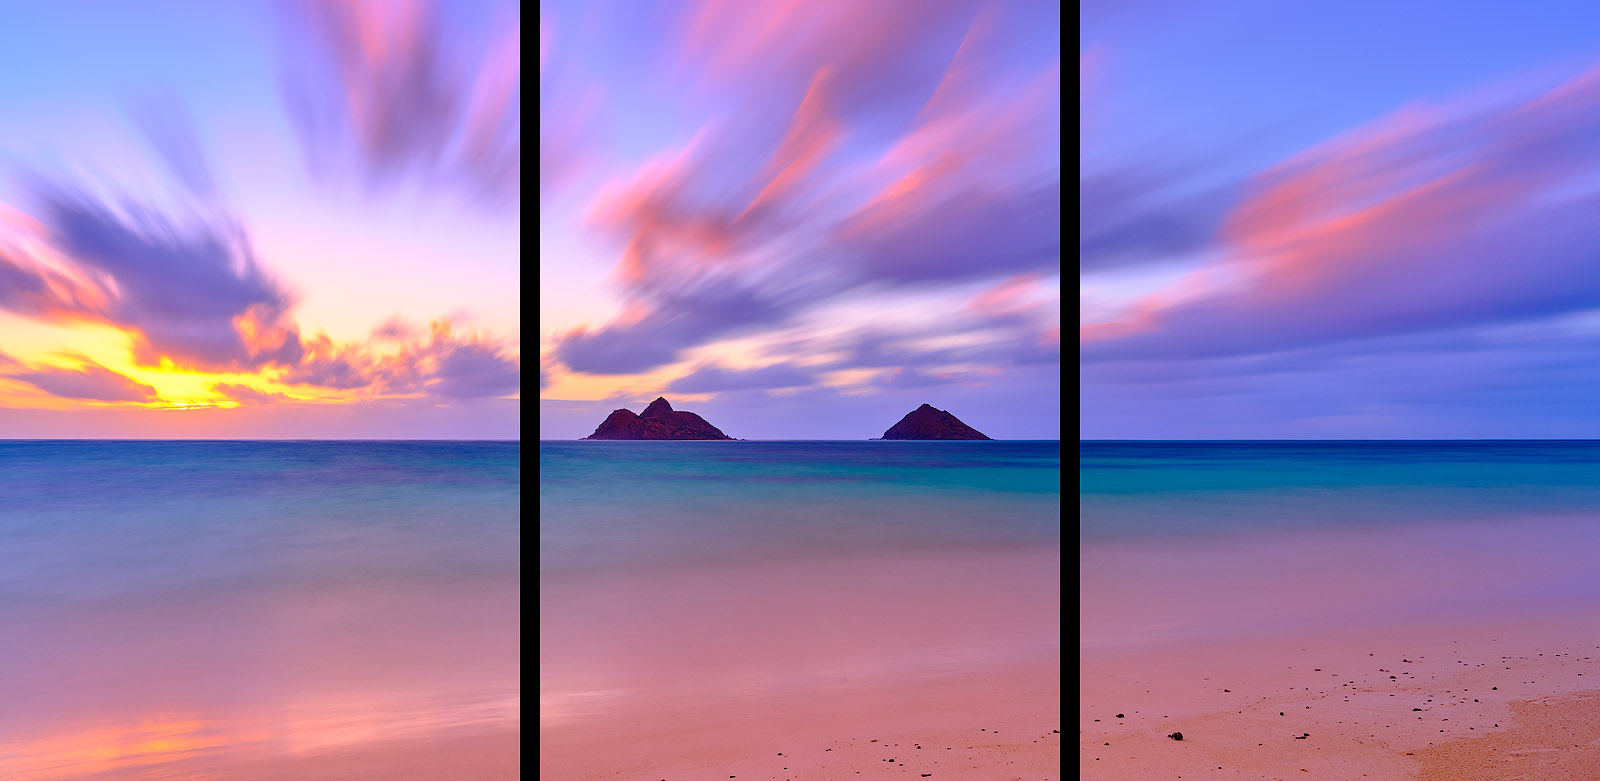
(0, 247, 106, 320)
(556, 280, 809, 375)
(31, 182, 304, 372)
(371, 314, 421, 341)
(281, 0, 520, 207)
(1082, 66, 1600, 364)
(279, 334, 371, 389)
(1082, 327, 1600, 439)
(7, 360, 159, 402)
(280, 321, 520, 399)
(842, 182, 1061, 286)
(130, 95, 219, 200)
(556, 19, 1059, 377)
(665, 363, 815, 393)
(1079, 169, 1236, 272)
(431, 342, 520, 398)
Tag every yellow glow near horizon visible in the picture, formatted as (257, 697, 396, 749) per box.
(0, 318, 307, 408)
(151, 400, 241, 411)
(1, 312, 515, 413)
(678, 336, 783, 370)
(541, 360, 696, 401)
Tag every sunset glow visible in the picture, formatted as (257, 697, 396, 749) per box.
(0, 0, 518, 439)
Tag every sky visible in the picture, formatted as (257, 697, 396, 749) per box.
(0, 0, 519, 439)
(1081, 0, 1600, 439)
(538, 0, 1062, 440)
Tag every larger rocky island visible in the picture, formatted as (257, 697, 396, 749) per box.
(583, 397, 735, 440)
(880, 403, 992, 440)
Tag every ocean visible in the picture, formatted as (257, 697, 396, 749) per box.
(539, 440, 1062, 574)
(539, 440, 1063, 758)
(1080, 440, 1600, 540)
(1080, 440, 1600, 652)
(0, 440, 521, 779)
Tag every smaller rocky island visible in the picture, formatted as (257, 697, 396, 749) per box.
(583, 397, 734, 440)
(880, 403, 992, 440)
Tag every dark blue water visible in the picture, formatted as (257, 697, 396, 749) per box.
(539, 441, 1062, 575)
(0, 440, 521, 605)
(1081, 440, 1600, 540)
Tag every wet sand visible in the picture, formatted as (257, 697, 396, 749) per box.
(540, 547, 1062, 779)
(0, 576, 520, 780)
(1080, 517, 1600, 779)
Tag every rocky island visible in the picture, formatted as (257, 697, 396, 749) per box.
(583, 397, 734, 440)
(880, 403, 992, 440)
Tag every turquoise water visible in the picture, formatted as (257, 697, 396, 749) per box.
(0, 440, 522, 776)
(1081, 440, 1600, 540)
(0, 440, 521, 605)
(539, 441, 1062, 574)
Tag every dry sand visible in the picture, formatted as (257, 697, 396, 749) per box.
(543, 657, 1061, 779)
(1080, 518, 1600, 780)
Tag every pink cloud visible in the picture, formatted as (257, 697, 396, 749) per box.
(840, 57, 1059, 241)
(968, 273, 1046, 317)
(677, 0, 982, 122)
(739, 68, 843, 221)
(211, 382, 291, 405)
(281, 319, 520, 399)
(554, 0, 1059, 377)
(1, 183, 305, 373)
(1082, 63, 1600, 360)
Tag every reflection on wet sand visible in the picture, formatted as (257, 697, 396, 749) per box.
(1, 692, 520, 780)
(0, 580, 520, 780)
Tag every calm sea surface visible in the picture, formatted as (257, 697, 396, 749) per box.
(1081, 440, 1600, 541)
(0, 440, 521, 605)
(540, 440, 1062, 743)
(0, 440, 521, 778)
(539, 441, 1062, 575)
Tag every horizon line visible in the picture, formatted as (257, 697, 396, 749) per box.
(0, 438, 522, 442)
(1079, 438, 1600, 442)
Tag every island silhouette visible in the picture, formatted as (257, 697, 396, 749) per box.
(581, 398, 992, 440)
(880, 403, 992, 440)
(583, 397, 734, 440)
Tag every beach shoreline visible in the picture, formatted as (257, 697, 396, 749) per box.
(540, 545, 1062, 778)
(1080, 518, 1600, 779)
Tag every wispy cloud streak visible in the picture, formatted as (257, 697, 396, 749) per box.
(281, 0, 520, 207)
(552, 0, 1060, 378)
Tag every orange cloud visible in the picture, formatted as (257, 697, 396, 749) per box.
(0, 717, 260, 780)
(211, 382, 291, 405)
(278, 319, 519, 399)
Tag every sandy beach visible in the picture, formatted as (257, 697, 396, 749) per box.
(1080, 517, 1600, 779)
(0, 575, 520, 780)
(540, 547, 1062, 779)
